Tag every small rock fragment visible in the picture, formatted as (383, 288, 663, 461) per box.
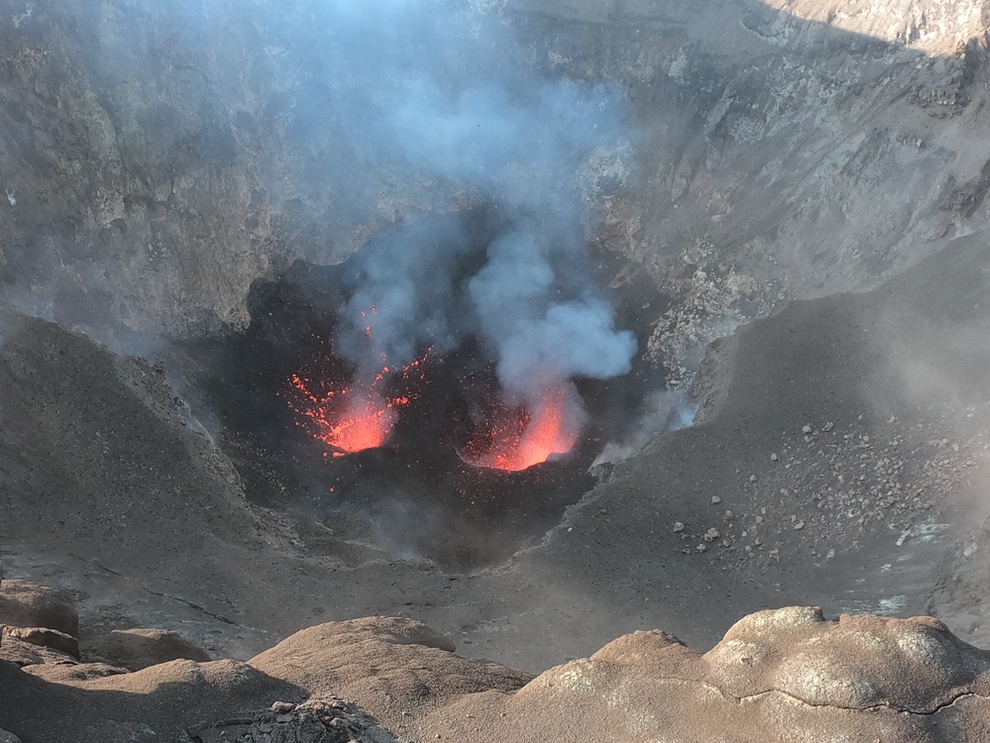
(711, 496, 722, 505)
(2, 626, 79, 658)
(673, 522, 685, 533)
(794, 521, 806, 530)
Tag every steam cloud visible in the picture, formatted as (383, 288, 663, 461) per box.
(323, 0, 637, 444)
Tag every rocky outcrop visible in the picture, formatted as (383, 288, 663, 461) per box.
(408, 608, 990, 742)
(0, 579, 80, 660)
(0, 579, 78, 637)
(0, 634, 79, 668)
(1, 626, 79, 659)
(1, 610, 989, 742)
(0, 579, 208, 672)
(762, 0, 990, 54)
(85, 628, 210, 671)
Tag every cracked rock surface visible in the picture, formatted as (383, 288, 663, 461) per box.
(2, 608, 989, 742)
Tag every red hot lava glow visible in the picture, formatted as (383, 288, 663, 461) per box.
(289, 376, 399, 457)
(287, 341, 429, 458)
(461, 387, 580, 472)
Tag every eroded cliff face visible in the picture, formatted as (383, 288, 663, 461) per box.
(0, 0, 460, 333)
(504, 0, 990, 382)
(2, 0, 990, 364)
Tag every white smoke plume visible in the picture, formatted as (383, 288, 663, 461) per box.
(319, 0, 636, 442)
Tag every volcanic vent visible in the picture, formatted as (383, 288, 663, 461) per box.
(184, 206, 659, 567)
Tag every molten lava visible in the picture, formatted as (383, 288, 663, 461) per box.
(288, 375, 398, 457)
(287, 337, 430, 458)
(325, 393, 396, 456)
(461, 388, 580, 472)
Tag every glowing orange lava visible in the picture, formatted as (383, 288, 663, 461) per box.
(287, 338, 431, 458)
(326, 393, 396, 456)
(288, 375, 397, 456)
(461, 388, 579, 472)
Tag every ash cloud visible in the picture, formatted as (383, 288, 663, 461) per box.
(0, 0, 638, 447)
(315, 0, 636, 425)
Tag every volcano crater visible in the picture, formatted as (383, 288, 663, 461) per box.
(178, 207, 666, 567)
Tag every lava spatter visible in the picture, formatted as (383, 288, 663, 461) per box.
(287, 336, 430, 458)
(460, 387, 581, 472)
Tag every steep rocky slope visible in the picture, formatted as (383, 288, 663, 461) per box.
(3, 226, 990, 673)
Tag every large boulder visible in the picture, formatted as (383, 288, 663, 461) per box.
(404, 608, 990, 743)
(1, 627, 79, 659)
(0, 580, 79, 637)
(3, 611, 990, 741)
(0, 634, 79, 668)
(85, 628, 211, 671)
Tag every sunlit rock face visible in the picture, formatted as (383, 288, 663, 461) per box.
(4, 603, 990, 743)
(762, 0, 990, 53)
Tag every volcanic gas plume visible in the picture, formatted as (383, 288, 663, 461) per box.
(283, 2, 637, 471)
(285, 210, 635, 471)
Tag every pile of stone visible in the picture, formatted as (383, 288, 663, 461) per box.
(188, 698, 399, 743)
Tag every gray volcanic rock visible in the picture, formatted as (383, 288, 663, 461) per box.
(189, 698, 399, 743)
(0, 634, 79, 668)
(0, 0, 988, 352)
(1, 626, 79, 659)
(505, 0, 990, 385)
(705, 607, 989, 712)
(247, 617, 532, 709)
(4, 2, 990, 740)
(405, 608, 990, 742)
(0, 656, 307, 742)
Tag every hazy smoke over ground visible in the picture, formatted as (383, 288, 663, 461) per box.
(315, 0, 637, 448)
(0, 0, 638, 461)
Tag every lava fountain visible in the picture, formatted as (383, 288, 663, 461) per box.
(460, 386, 583, 472)
(287, 339, 428, 457)
(289, 374, 399, 457)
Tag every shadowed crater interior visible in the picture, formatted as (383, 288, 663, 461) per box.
(178, 207, 666, 568)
